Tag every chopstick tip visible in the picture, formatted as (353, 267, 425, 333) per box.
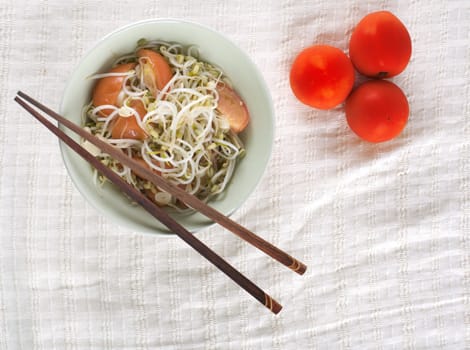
(264, 294, 282, 314)
(288, 259, 307, 275)
(272, 300, 282, 314)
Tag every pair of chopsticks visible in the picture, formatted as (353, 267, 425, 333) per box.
(15, 91, 306, 314)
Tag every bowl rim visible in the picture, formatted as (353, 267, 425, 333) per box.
(59, 18, 275, 236)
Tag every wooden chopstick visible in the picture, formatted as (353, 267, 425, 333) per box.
(17, 90, 307, 276)
(15, 93, 283, 314)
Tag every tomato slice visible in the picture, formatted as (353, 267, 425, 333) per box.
(216, 84, 250, 133)
(131, 157, 160, 176)
(111, 100, 148, 140)
(137, 49, 173, 95)
(131, 156, 174, 179)
(92, 63, 136, 117)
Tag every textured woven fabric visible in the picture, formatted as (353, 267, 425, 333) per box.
(0, 1, 469, 349)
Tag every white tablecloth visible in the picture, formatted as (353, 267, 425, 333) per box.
(1, 1, 469, 349)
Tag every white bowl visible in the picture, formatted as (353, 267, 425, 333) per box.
(60, 19, 274, 234)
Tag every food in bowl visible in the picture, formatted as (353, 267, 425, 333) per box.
(83, 39, 250, 209)
(60, 19, 274, 234)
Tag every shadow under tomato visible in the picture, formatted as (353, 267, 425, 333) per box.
(300, 100, 409, 162)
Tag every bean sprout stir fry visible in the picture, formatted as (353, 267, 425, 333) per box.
(83, 40, 247, 210)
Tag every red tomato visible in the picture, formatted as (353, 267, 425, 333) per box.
(290, 45, 355, 110)
(345, 80, 409, 142)
(131, 157, 163, 177)
(92, 63, 136, 117)
(349, 11, 412, 78)
(137, 49, 173, 95)
(216, 84, 250, 133)
(111, 99, 148, 140)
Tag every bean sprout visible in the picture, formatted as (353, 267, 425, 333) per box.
(83, 40, 245, 210)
